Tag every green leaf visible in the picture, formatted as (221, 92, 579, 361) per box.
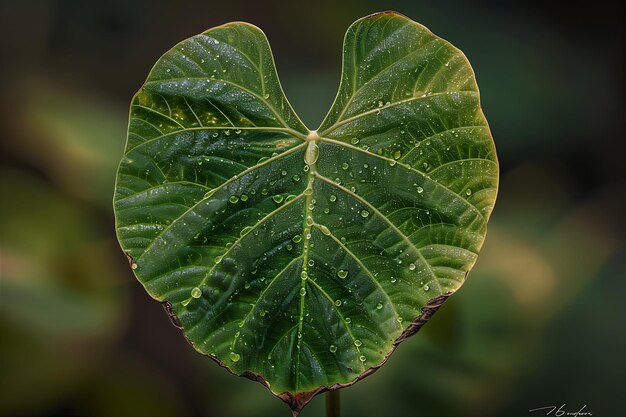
(113, 11, 498, 414)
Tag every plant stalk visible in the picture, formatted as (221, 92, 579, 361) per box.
(326, 390, 340, 417)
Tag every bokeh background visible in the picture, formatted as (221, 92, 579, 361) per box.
(1, 1, 624, 416)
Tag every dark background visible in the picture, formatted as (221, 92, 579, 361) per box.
(1, 1, 624, 416)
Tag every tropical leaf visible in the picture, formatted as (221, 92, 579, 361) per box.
(113, 11, 498, 414)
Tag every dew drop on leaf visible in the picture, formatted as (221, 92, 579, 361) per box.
(319, 225, 331, 236)
(191, 287, 202, 298)
(305, 141, 319, 165)
(337, 269, 348, 279)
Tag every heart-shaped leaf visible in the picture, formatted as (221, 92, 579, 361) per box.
(114, 11, 498, 414)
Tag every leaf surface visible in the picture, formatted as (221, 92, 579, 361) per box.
(114, 11, 498, 413)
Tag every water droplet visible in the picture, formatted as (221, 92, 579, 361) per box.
(393, 150, 401, 160)
(341, 162, 349, 170)
(303, 165, 310, 172)
(259, 310, 267, 317)
(244, 281, 250, 289)
(359, 355, 367, 362)
(240, 226, 253, 237)
(319, 225, 331, 236)
(354, 339, 362, 347)
(261, 188, 269, 195)
(308, 259, 315, 267)
(305, 141, 319, 165)
(345, 317, 352, 324)
(130, 262, 138, 270)
(281, 170, 287, 176)
(329, 345, 337, 353)
(389, 160, 397, 166)
(423, 284, 430, 291)
(191, 287, 202, 298)
(214, 255, 223, 264)
(466, 188, 472, 196)
(240, 194, 248, 201)
(292, 174, 301, 182)
(397, 317, 403, 323)
(263, 93, 270, 99)
(229, 352, 240, 362)
(416, 186, 424, 194)
(235, 129, 242, 134)
(390, 276, 397, 283)
(299, 288, 307, 296)
(306, 216, 314, 226)
(337, 270, 348, 279)
(360, 210, 369, 218)
(377, 100, 383, 107)
(301, 271, 308, 280)
(292, 234, 302, 243)
(351, 137, 360, 145)
(334, 299, 342, 307)
(376, 302, 383, 310)
(229, 195, 239, 204)
(272, 195, 284, 204)
(409, 263, 416, 271)
(329, 195, 337, 202)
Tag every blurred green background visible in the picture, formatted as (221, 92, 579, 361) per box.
(1, 1, 624, 416)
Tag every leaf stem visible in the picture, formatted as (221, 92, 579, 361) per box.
(326, 390, 340, 417)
